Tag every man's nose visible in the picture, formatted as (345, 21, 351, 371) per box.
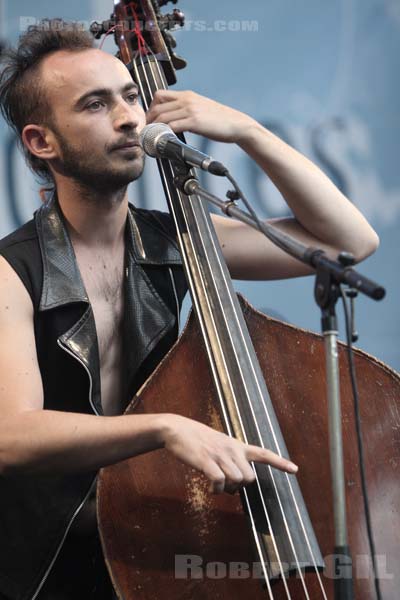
(113, 99, 141, 130)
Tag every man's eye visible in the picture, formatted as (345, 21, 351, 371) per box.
(126, 94, 138, 104)
(86, 100, 104, 111)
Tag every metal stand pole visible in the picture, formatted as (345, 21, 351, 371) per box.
(315, 261, 354, 600)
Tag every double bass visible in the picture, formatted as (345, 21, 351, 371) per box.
(92, 2, 400, 598)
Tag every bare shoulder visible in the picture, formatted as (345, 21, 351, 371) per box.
(0, 255, 33, 315)
(0, 255, 43, 414)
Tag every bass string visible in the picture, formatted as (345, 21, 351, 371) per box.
(132, 47, 301, 599)
(133, 52, 294, 599)
(132, 50, 291, 594)
(128, 54, 283, 597)
(189, 189, 327, 598)
(164, 74, 327, 594)
(128, 30, 325, 598)
(175, 51, 327, 595)
(191, 200, 319, 598)
(201, 242, 327, 594)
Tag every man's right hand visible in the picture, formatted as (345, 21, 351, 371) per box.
(159, 413, 298, 495)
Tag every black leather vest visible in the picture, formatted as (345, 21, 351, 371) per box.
(0, 196, 187, 600)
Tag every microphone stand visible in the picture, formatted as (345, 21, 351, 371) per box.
(173, 171, 385, 600)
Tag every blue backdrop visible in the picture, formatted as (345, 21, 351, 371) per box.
(1, 0, 398, 370)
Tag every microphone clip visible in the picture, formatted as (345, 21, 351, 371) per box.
(173, 167, 197, 194)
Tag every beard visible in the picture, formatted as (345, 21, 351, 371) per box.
(52, 127, 145, 194)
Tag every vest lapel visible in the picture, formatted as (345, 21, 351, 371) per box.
(123, 207, 181, 396)
(36, 196, 102, 414)
(36, 196, 183, 415)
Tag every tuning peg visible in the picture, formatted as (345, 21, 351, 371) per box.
(159, 9, 185, 32)
(89, 19, 116, 39)
(171, 9, 185, 27)
(170, 52, 187, 70)
(158, 0, 178, 7)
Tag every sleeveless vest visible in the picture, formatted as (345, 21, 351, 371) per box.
(0, 196, 187, 600)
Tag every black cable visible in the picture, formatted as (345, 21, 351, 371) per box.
(225, 171, 266, 233)
(340, 288, 382, 600)
(223, 171, 305, 260)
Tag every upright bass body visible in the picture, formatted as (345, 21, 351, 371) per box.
(98, 296, 400, 599)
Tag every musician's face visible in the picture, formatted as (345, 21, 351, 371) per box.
(40, 48, 146, 191)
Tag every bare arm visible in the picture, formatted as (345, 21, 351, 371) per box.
(146, 90, 379, 280)
(0, 258, 297, 493)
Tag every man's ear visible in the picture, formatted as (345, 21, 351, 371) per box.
(22, 124, 59, 161)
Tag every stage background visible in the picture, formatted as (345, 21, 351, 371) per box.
(0, 0, 398, 370)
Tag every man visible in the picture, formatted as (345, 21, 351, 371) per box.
(0, 23, 378, 600)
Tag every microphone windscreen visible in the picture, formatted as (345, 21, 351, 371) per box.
(139, 123, 173, 156)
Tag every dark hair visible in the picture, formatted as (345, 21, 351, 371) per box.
(0, 19, 95, 183)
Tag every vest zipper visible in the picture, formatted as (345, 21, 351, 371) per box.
(57, 338, 99, 416)
(30, 476, 97, 600)
(29, 339, 100, 599)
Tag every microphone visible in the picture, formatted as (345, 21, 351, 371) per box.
(139, 123, 228, 176)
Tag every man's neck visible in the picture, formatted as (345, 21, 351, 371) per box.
(55, 177, 129, 250)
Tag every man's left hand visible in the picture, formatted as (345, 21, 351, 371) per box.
(145, 89, 256, 144)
